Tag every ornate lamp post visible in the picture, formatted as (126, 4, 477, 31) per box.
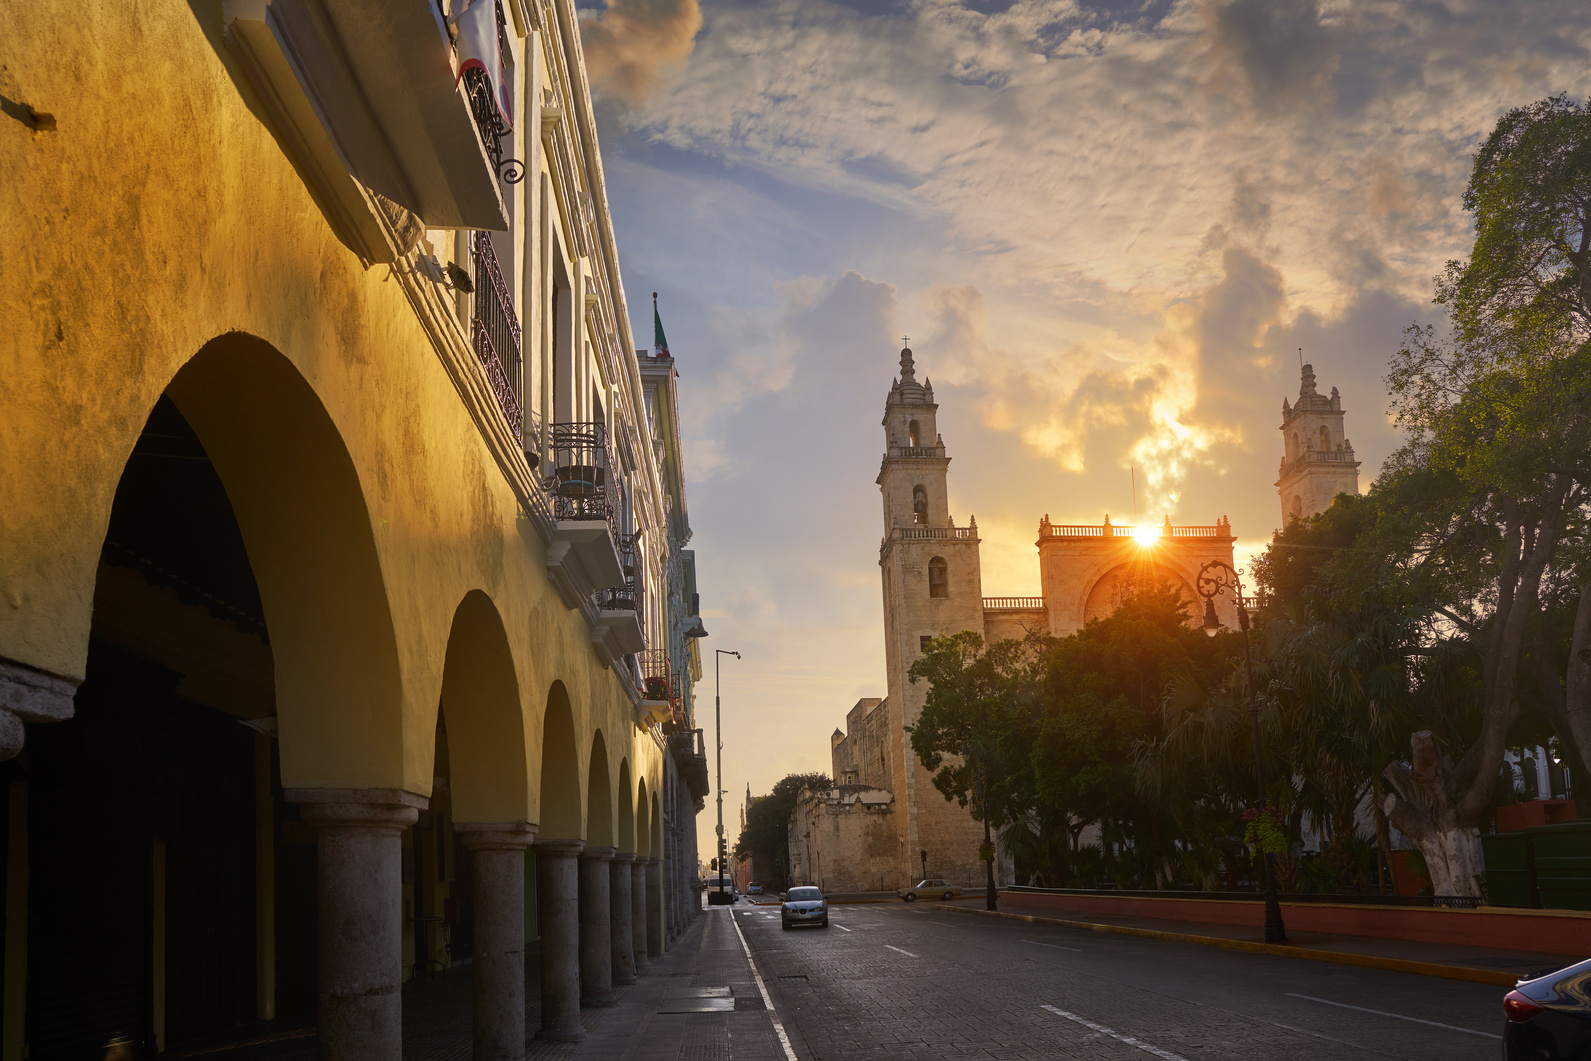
(1195, 560, 1287, 944)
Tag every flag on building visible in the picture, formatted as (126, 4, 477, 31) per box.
(653, 292, 671, 358)
(454, 0, 512, 129)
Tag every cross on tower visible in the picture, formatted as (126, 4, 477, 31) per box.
(901, 335, 910, 347)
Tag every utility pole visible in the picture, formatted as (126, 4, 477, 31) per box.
(713, 649, 740, 904)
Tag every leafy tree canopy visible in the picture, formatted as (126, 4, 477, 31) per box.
(732, 771, 830, 883)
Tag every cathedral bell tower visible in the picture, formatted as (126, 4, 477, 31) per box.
(876, 342, 988, 888)
(1277, 362, 1360, 525)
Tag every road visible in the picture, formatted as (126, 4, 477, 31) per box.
(731, 900, 1505, 1060)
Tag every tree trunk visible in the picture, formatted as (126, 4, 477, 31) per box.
(1563, 580, 1591, 779)
(1383, 731, 1485, 897)
(1371, 774, 1393, 895)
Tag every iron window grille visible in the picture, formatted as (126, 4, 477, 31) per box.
(470, 232, 523, 435)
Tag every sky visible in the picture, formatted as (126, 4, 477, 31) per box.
(574, 0, 1591, 863)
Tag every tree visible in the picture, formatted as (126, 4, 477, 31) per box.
(733, 772, 831, 886)
(907, 630, 1050, 906)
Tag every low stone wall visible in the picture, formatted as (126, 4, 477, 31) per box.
(1001, 890, 1591, 956)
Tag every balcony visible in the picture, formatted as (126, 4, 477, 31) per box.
(1278, 446, 1359, 480)
(543, 423, 624, 591)
(1037, 517, 1234, 541)
(636, 648, 677, 728)
(983, 596, 1046, 611)
(595, 534, 645, 656)
(470, 233, 522, 436)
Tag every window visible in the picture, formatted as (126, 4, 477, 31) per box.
(919, 635, 932, 652)
(928, 556, 948, 598)
(1291, 431, 1300, 457)
(1288, 495, 1303, 520)
(912, 485, 928, 525)
(1319, 425, 1329, 451)
(908, 419, 921, 446)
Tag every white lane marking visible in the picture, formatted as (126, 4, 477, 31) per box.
(884, 945, 919, 957)
(833, 924, 853, 931)
(1285, 994, 1502, 1040)
(924, 921, 957, 927)
(1041, 1006, 1189, 1061)
(1021, 939, 1082, 952)
(728, 910, 800, 1061)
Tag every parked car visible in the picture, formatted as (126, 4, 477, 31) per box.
(747, 882, 764, 895)
(898, 879, 962, 902)
(1504, 957, 1591, 1058)
(781, 886, 828, 929)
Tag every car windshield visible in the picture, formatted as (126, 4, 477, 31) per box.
(787, 887, 822, 901)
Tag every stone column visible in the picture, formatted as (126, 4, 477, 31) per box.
(645, 857, 663, 958)
(0, 658, 77, 760)
(629, 859, 650, 975)
(609, 854, 636, 985)
(533, 839, 586, 1043)
(456, 822, 536, 1061)
(286, 788, 425, 1061)
(577, 846, 616, 1006)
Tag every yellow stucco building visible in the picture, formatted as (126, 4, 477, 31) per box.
(1, 0, 709, 1056)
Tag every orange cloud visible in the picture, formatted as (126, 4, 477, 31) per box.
(581, 0, 702, 106)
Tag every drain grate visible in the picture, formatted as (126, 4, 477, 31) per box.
(734, 996, 766, 1010)
(677, 1046, 729, 1060)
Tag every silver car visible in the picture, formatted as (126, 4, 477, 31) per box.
(781, 886, 829, 929)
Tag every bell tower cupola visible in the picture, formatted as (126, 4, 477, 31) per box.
(878, 342, 949, 532)
(1276, 361, 1360, 525)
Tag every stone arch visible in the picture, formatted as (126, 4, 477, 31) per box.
(1081, 560, 1196, 626)
(1319, 424, 1330, 451)
(539, 682, 583, 839)
(1289, 495, 1303, 521)
(928, 555, 948, 598)
(163, 334, 405, 788)
(439, 591, 530, 821)
(617, 758, 636, 853)
(587, 731, 615, 846)
(636, 777, 651, 858)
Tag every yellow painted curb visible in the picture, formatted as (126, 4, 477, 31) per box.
(933, 904, 1520, 987)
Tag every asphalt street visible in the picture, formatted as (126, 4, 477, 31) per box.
(731, 900, 1509, 1061)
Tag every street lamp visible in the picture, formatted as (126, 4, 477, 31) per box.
(1195, 559, 1287, 944)
(712, 648, 740, 906)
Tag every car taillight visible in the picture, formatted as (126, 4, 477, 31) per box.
(1504, 990, 1544, 1023)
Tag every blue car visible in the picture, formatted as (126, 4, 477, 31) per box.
(781, 886, 828, 929)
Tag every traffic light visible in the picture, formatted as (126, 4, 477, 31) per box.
(710, 858, 718, 870)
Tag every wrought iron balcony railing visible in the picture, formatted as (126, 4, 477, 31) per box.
(638, 648, 679, 718)
(545, 422, 619, 534)
(471, 232, 522, 436)
(595, 533, 644, 637)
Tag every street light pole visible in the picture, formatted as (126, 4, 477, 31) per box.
(714, 648, 740, 905)
(1197, 560, 1287, 944)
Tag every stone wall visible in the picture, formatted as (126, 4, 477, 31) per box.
(831, 697, 890, 788)
(787, 786, 898, 893)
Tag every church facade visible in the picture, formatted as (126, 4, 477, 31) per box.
(809, 345, 1243, 892)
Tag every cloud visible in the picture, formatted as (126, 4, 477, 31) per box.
(580, 0, 702, 105)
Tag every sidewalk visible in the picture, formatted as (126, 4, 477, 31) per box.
(935, 903, 1576, 986)
(170, 909, 786, 1061)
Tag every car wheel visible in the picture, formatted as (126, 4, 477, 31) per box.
(943, 891, 954, 900)
(821, 918, 829, 928)
(782, 922, 791, 930)
(904, 893, 916, 902)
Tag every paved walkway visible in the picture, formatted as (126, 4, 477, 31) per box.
(168, 907, 789, 1061)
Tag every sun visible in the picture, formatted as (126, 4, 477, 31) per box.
(1132, 524, 1159, 547)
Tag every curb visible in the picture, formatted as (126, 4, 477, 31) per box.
(932, 904, 1519, 987)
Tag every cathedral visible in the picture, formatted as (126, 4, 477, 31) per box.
(792, 346, 1359, 893)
